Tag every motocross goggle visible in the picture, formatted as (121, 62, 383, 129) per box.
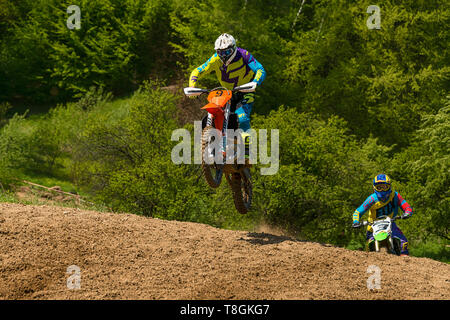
(217, 47, 234, 59)
(374, 183, 391, 192)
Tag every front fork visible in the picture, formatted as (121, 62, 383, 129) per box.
(206, 102, 230, 162)
(206, 102, 230, 154)
(222, 101, 231, 154)
(206, 113, 213, 127)
(373, 236, 395, 253)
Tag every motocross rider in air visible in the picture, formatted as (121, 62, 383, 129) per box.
(188, 33, 266, 158)
(352, 174, 413, 256)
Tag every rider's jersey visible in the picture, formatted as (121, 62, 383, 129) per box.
(353, 191, 413, 231)
(189, 47, 266, 90)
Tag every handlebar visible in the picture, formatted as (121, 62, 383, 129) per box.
(358, 215, 399, 227)
(184, 83, 256, 97)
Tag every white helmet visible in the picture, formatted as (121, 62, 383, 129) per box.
(214, 33, 237, 66)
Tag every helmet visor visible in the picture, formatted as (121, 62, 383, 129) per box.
(374, 184, 391, 192)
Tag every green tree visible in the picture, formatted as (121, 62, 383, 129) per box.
(283, 0, 449, 147)
(392, 97, 450, 241)
(0, 0, 176, 103)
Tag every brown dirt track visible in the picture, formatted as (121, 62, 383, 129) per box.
(0, 203, 449, 300)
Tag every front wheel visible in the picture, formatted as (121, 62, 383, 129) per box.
(201, 126, 223, 188)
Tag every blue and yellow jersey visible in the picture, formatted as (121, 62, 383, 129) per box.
(353, 192, 413, 231)
(189, 47, 266, 90)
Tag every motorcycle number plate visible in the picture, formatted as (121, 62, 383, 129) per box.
(372, 222, 389, 235)
(207, 90, 232, 107)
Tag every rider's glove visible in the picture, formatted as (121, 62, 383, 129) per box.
(401, 213, 411, 220)
(352, 222, 362, 228)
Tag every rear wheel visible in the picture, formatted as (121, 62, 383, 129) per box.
(201, 126, 223, 188)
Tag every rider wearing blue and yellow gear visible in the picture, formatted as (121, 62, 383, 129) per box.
(189, 33, 266, 137)
(352, 174, 413, 256)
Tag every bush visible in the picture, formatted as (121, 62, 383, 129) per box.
(0, 113, 33, 185)
(0, 102, 12, 128)
(250, 107, 388, 245)
(71, 84, 192, 216)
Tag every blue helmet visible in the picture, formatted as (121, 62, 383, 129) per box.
(373, 174, 392, 202)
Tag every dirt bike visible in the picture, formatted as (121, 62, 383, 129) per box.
(183, 84, 255, 214)
(357, 215, 403, 255)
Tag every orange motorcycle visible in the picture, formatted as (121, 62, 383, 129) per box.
(184, 84, 254, 214)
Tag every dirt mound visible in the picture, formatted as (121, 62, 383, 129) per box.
(0, 203, 448, 300)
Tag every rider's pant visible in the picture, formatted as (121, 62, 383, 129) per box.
(366, 222, 409, 255)
(235, 93, 254, 133)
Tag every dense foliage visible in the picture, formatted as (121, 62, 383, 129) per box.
(0, 0, 448, 259)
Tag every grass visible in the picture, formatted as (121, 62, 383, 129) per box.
(19, 173, 79, 194)
(345, 238, 449, 263)
(0, 93, 134, 214)
(4, 93, 133, 192)
(0, 189, 109, 213)
(409, 241, 450, 263)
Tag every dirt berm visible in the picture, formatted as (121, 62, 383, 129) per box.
(0, 203, 448, 300)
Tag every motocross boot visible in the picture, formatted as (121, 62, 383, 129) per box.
(241, 132, 251, 163)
